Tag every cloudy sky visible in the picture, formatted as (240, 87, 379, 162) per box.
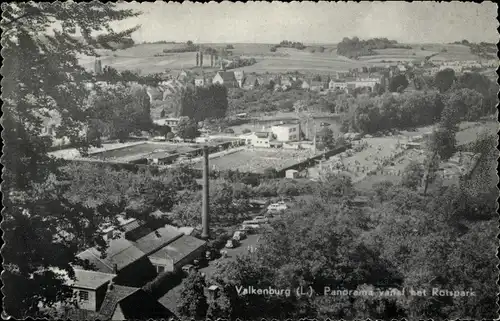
(113, 2, 498, 44)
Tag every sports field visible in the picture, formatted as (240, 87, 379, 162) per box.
(90, 142, 196, 162)
(192, 147, 317, 174)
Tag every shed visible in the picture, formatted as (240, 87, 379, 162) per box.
(285, 169, 299, 179)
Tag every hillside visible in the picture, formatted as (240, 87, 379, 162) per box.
(78, 42, 493, 75)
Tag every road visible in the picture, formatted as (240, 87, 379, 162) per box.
(158, 233, 261, 312)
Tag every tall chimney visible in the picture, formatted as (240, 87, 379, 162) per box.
(201, 146, 210, 239)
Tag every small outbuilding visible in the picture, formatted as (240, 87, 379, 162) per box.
(285, 169, 299, 179)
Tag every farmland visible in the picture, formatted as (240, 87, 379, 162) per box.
(78, 41, 488, 75)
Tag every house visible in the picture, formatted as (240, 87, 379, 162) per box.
(329, 80, 348, 91)
(301, 79, 310, 90)
(64, 283, 173, 320)
(148, 234, 207, 273)
(310, 80, 324, 92)
(270, 123, 300, 142)
(49, 267, 173, 321)
(68, 269, 117, 312)
(153, 117, 181, 129)
(397, 64, 407, 72)
(194, 77, 206, 87)
(243, 132, 275, 148)
(242, 75, 259, 89)
(212, 71, 238, 88)
(285, 169, 299, 179)
(76, 221, 206, 285)
(233, 71, 245, 88)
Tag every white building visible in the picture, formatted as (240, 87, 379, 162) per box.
(270, 123, 300, 142)
(241, 132, 275, 148)
(329, 80, 348, 91)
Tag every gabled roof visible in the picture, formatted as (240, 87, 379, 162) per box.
(243, 75, 259, 86)
(133, 225, 183, 255)
(149, 235, 206, 264)
(234, 71, 245, 81)
(77, 238, 146, 273)
(98, 285, 140, 319)
(215, 71, 236, 82)
(71, 269, 116, 290)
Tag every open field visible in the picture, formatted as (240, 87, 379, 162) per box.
(79, 42, 486, 75)
(192, 147, 316, 174)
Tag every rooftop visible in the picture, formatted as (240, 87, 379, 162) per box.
(72, 269, 116, 290)
(272, 123, 299, 128)
(77, 237, 145, 273)
(99, 285, 140, 319)
(149, 235, 206, 264)
(133, 225, 183, 255)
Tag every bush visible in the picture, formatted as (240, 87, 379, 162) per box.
(242, 128, 252, 134)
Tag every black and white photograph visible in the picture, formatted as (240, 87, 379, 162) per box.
(1, 1, 498, 320)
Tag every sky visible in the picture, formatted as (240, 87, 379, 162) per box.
(111, 2, 499, 44)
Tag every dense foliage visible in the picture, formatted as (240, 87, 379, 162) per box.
(1, 2, 142, 318)
(87, 83, 153, 142)
(200, 160, 497, 320)
(178, 84, 229, 122)
(270, 40, 306, 52)
(337, 37, 412, 59)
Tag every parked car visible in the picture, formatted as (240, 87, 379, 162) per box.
(239, 225, 254, 234)
(233, 231, 247, 241)
(224, 128, 235, 134)
(252, 216, 269, 224)
(182, 264, 197, 275)
(267, 202, 287, 212)
(225, 239, 239, 248)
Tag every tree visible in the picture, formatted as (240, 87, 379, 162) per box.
(434, 68, 456, 93)
(263, 167, 278, 179)
(319, 128, 336, 150)
(177, 272, 208, 319)
(200, 51, 204, 67)
(388, 74, 409, 92)
(196, 52, 199, 66)
(401, 161, 424, 190)
(88, 83, 153, 142)
(1, 3, 140, 318)
(176, 117, 200, 140)
(165, 131, 175, 141)
(187, 40, 193, 46)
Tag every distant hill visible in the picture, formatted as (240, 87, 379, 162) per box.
(337, 37, 412, 59)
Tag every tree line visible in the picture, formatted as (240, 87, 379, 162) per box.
(270, 40, 306, 52)
(177, 149, 497, 319)
(178, 84, 229, 122)
(337, 37, 412, 59)
(343, 70, 498, 134)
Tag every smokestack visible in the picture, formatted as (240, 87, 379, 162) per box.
(201, 146, 210, 239)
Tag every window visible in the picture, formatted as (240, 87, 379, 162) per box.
(79, 290, 89, 301)
(157, 265, 165, 274)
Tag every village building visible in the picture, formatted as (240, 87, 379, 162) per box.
(212, 71, 238, 88)
(329, 80, 348, 91)
(76, 219, 206, 286)
(270, 123, 300, 142)
(310, 80, 325, 92)
(300, 79, 310, 90)
(194, 77, 206, 87)
(242, 75, 259, 89)
(49, 267, 173, 320)
(233, 70, 245, 88)
(241, 132, 278, 148)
